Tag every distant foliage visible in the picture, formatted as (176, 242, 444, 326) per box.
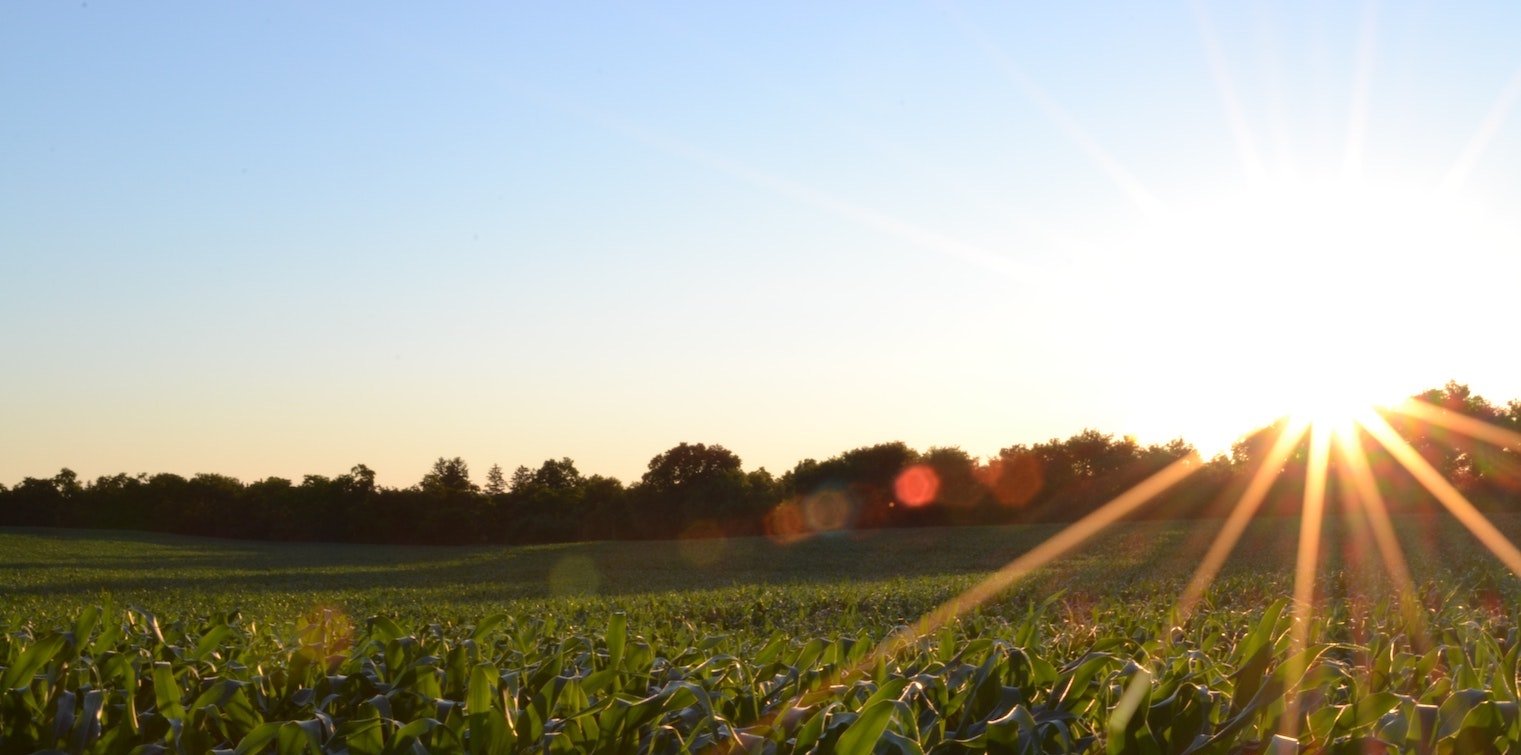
(2, 382, 1518, 546)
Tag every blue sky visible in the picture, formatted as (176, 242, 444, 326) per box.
(5, 2, 1521, 486)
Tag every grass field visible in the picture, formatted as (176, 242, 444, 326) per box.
(4, 515, 1521, 752)
(0, 512, 1503, 627)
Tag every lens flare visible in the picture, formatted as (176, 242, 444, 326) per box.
(893, 464, 940, 507)
(297, 605, 353, 673)
(678, 520, 728, 567)
(548, 555, 601, 596)
(978, 452, 1043, 508)
(763, 500, 808, 545)
(800, 488, 854, 532)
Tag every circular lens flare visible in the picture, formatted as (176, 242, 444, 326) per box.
(894, 465, 940, 507)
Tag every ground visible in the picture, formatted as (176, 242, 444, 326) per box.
(2, 515, 1519, 752)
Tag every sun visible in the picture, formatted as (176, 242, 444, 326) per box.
(1101, 173, 1510, 456)
(1281, 378, 1376, 439)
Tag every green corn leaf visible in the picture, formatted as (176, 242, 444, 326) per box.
(0, 633, 67, 692)
(606, 613, 627, 671)
(467, 662, 498, 714)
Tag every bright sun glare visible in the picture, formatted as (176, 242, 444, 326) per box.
(1106, 174, 1512, 455)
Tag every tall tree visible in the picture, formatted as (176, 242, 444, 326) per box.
(484, 464, 507, 496)
(508, 465, 534, 492)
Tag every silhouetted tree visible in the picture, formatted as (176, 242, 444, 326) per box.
(508, 465, 533, 492)
(981, 444, 1044, 514)
(531, 457, 583, 490)
(484, 464, 507, 496)
(920, 446, 987, 524)
(420, 457, 476, 494)
(346, 464, 377, 495)
(579, 475, 628, 540)
(502, 458, 591, 543)
(781, 442, 918, 530)
(4, 475, 65, 526)
(81, 473, 147, 530)
(635, 443, 758, 536)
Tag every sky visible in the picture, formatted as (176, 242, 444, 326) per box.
(5, 2, 1521, 488)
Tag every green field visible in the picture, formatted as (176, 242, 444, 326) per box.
(4, 516, 1521, 752)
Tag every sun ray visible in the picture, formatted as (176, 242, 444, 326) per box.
(632, 13, 1093, 270)
(1387, 398, 1521, 451)
(1190, 0, 1266, 182)
(1249, 3, 1297, 178)
(858, 135, 1091, 257)
(1341, 0, 1379, 179)
(1332, 425, 1431, 648)
(494, 78, 1032, 283)
(1280, 423, 1332, 742)
(1440, 61, 1521, 193)
(1175, 418, 1309, 620)
(1360, 411, 1521, 577)
(943, 4, 1164, 216)
(608, 126, 1032, 280)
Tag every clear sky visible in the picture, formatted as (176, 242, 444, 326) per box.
(5, 2, 1521, 488)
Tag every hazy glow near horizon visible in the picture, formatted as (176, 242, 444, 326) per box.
(4, 2, 1521, 487)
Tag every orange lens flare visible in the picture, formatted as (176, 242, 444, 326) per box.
(978, 452, 1044, 508)
(801, 489, 853, 532)
(763, 500, 808, 545)
(894, 464, 940, 507)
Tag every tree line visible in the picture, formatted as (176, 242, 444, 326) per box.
(2, 382, 1518, 545)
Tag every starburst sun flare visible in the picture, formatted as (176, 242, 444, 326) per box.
(1100, 172, 1516, 457)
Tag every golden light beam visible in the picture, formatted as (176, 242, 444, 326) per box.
(1361, 411, 1521, 578)
(1387, 398, 1521, 451)
(1175, 419, 1309, 620)
(1332, 426, 1430, 646)
(1280, 423, 1332, 742)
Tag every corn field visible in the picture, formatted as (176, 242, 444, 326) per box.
(5, 521, 1521, 753)
(5, 586, 1521, 753)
